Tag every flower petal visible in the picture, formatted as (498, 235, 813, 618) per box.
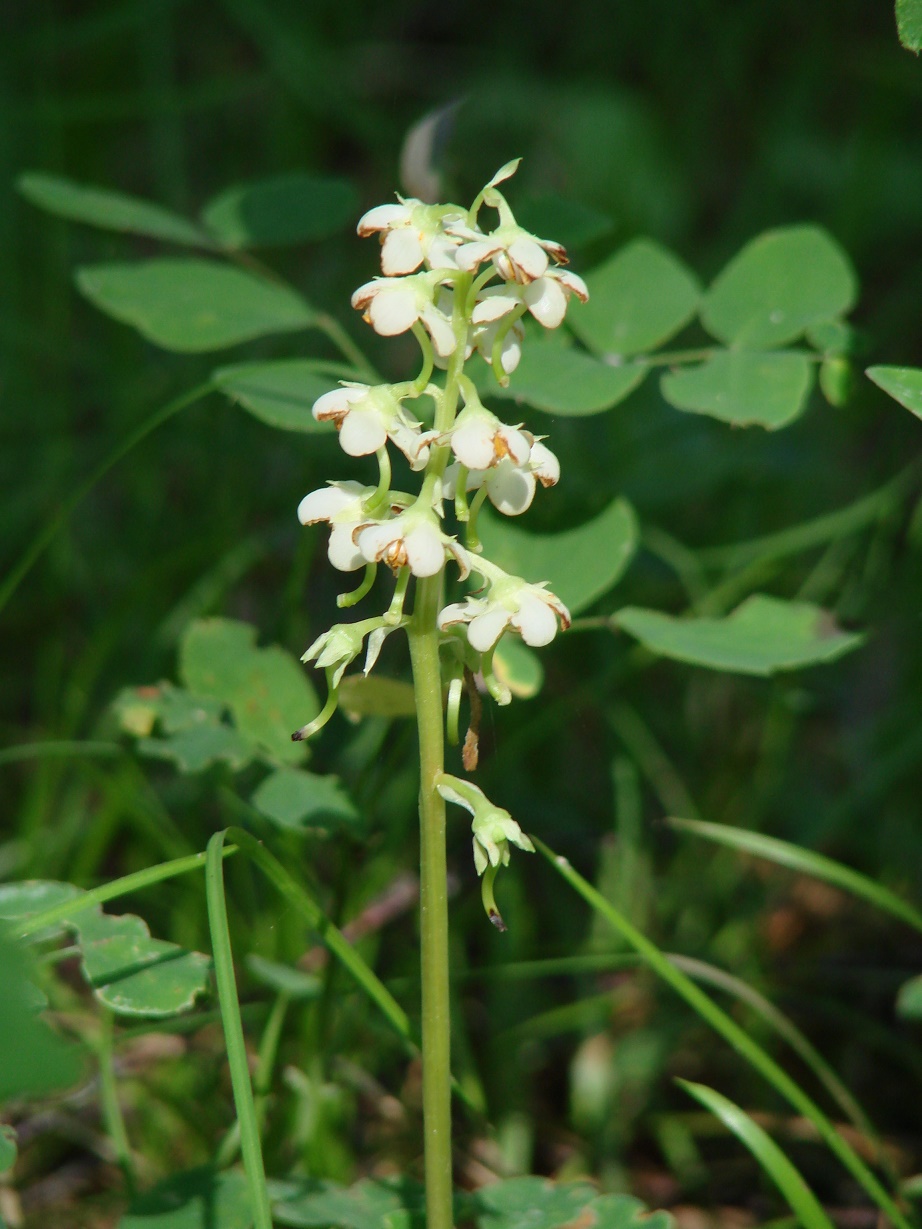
(511, 594, 559, 646)
(451, 420, 496, 470)
(485, 464, 536, 516)
(529, 441, 560, 487)
(368, 287, 419, 335)
(338, 407, 388, 456)
(468, 607, 511, 652)
(523, 277, 567, 328)
(381, 227, 425, 275)
(420, 304, 457, 357)
(327, 523, 366, 571)
(506, 235, 549, 281)
(357, 202, 409, 235)
(404, 524, 446, 577)
(297, 483, 360, 524)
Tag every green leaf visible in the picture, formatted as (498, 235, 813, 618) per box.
(0, 924, 83, 1098)
(474, 1177, 599, 1229)
(615, 594, 864, 675)
(819, 356, 853, 408)
(250, 768, 361, 833)
(119, 1167, 253, 1229)
(896, 974, 922, 1019)
(202, 173, 358, 248)
(138, 724, 256, 774)
(75, 259, 315, 352)
(586, 1195, 674, 1229)
(245, 954, 321, 1000)
(515, 192, 616, 251)
(701, 225, 858, 349)
(337, 675, 417, 719)
(272, 1177, 426, 1229)
(493, 637, 544, 699)
(0, 1124, 16, 1175)
(897, 0, 922, 51)
(0, 879, 83, 926)
(17, 172, 210, 247)
(488, 333, 646, 416)
(112, 683, 226, 739)
(212, 359, 349, 433)
(866, 365, 922, 420)
(660, 350, 813, 429)
(678, 1081, 835, 1229)
(569, 239, 701, 357)
(179, 619, 319, 765)
(478, 498, 638, 616)
(667, 817, 922, 935)
(74, 909, 211, 1017)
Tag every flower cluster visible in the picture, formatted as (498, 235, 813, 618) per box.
(294, 161, 586, 922)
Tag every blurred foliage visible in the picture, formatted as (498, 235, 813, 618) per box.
(4, 1, 922, 1225)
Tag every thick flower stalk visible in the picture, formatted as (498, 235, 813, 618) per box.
(293, 159, 585, 1229)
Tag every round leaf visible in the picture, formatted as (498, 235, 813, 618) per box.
(866, 365, 922, 421)
(138, 725, 256, 774)
(212, 359, 350, 433)
(701, 225, 858, 349)
(474, 1178, 600, 1229)
(615, 594, 864, 675)
(250, 768, 360, 833)
(661, 350, 813, 429)
(75, 259, 315, 352)
(18, 172, 210, 247)
(202, 173, 358, 248)
(488, 335, 646, 416)
(569, 238, 701, 357)
(897, 0, 922, 52)
(515, 193, 616, 251)
(120, 1167, 252, 1229)
(478, 498, 638, 616)
(272, 1177, 425, 1229)
(493, 637, 544, 699)
(897, 974, 922, 1020)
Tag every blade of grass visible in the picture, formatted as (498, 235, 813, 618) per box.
(678, 1079, 836, 1229)
(0, 381, 211, 616)
(534, 837, 911, 1229)
(205, 830, 272, 1229)
(668, 817, 922, 936)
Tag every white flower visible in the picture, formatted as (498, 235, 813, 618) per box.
(472, 267, 589, 330)
(449, 220, 568, 284)
(312, 383, 432, 469)
(351, 274, 456, 357)
(443, 393, 531, 471)
(357, 198, 464, 274)
(435, 775, 535, 876)
(444, 437, 559, 516)
(297, 480, 380, 572)
(355, 507, 470, 579)
(438, 574, 570, 651)
(469, 316, 524, 375)
(301, 617, 396, 686)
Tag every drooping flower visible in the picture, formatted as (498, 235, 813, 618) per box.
(351, 274, 456, 356)
(472, 267, 589, 330)
(312, 383, 432, 469)
(444, 437, 560, 516)
(297, 480, 382, 572)
(435, 774, 535, 875)
(443, 388, 531, 471)
(438, 573, 570, 651)
(448, 219, 567, 284)
(355, 505, 470, 579)
(357, 198, 465, 274)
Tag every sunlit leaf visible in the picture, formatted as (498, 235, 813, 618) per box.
(569, 238, 700, 357)
(474, 1178, 599, 1229)
(119, 1167, 252, 1229)
(493, 637, 544, 699)
(250, 768, 361, 833)
(679, 1080, 835, 1229)
(74, 909, 210, 1018)
(138, 724, 256, 774)
(179, 619, 319, 765)
(202, 173, 358, 248)
(212, 359, 349, 433)
(18, 172, 210, 246)
(897, 0, 922, 51)
(76, 259, 315, 352)
(701, 225, 857, 349)
(0, 925, 83, 1099)
(272, 1176, 427, 1229)
(866, 365, 922, 420)
(488, 334, 645, 416)
(661, 350, 813, 429)
(587, 1195, 674, 1229)
(478, 498, 638, 615)
(615, 594, 864, 675)
(0, 879, 84, 943)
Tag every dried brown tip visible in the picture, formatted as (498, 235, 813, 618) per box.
(291, 729, 305, 742)
(488, 909, 508, 933)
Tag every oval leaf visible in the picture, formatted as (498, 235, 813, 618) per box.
(569, 238, 701, 357)
(488, 335, 646, 416)
(75, 259, 315, 352)
(212, 359, 352, 433)
(615, 594, 864, 675)
(138, 725, 256, 774)
(661, 350, 813, 429)
(897, 975, 922, 1020)
(18, 172, 210, 247)
(493, 637, 544, 700)
(478, 498, 639, 616)
(272, 1176, 426, 1229)
(474, 1178, 602, 1229)
(897, 0, 922, 51)
(678, 1080, 835, 1229)
(250, 768, 360, 833)
(701, 225, 858, 349)
(120, 1167, 252, 1229)
(202, 172, 358, 249)
(866, 365, 922, 420)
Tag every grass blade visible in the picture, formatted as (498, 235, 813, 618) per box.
(205, 831, 272, 1229)
(668, 817, 922, 935)
(677, 1079, 836, 1229)
(534, 837, 911, 1229)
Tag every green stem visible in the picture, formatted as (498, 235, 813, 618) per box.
(96, 1010, 136, 1195)
(408, 572, 454, 1229)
